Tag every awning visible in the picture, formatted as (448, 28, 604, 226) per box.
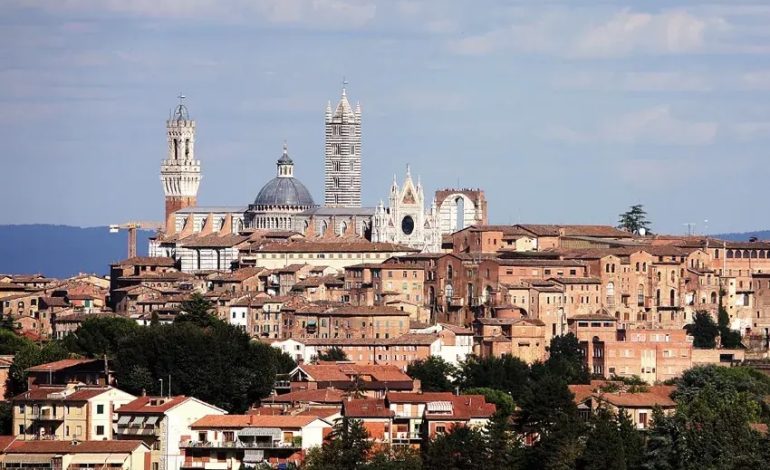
(238, 427, 281, 438)
(70, 454, 128, 464)
(117, 415, 131, 425)
(145, 416, 159, 425)
(131, 416, 146, 425)
(4, 454, 53, 464)
(426, 401, 452, 412)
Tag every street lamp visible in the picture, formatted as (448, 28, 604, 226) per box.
(159, 378, 163, 398)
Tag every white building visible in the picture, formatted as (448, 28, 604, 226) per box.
(372, 167, 441, 253)
(115, 396, 226, 470)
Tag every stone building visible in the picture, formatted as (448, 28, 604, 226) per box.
(372, 167, 441, 253)
(161, 99, 201, 234)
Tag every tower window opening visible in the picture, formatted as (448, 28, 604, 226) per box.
(185, 139, 190, 158)
(173, 139, 179, 159)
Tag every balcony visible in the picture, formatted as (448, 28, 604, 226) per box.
(447, 297, 464, 308)
(116, 425, 158, 437)
(180, 440, 301, 450)
(31, 410, 63, 422)
(181, 462, 231, 470)
(391, 432, 422, 442)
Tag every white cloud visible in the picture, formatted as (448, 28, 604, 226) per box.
(553, 71, 712, 92)
(547, 106, 718, 146)
(8, 0, 377, 27)
(572, 10, 717, 58)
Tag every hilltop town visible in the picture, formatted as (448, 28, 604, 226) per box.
(2, 89, 770, 469)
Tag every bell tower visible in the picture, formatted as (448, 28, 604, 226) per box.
(160, 95, 200, 234)
(324, 81, 362, 207)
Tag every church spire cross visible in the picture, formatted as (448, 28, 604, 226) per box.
(341, 77, 348, 96)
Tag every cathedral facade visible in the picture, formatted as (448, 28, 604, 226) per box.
(371, 168, 441, 253)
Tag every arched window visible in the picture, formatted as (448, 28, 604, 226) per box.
(736, 250, 743, 259)
(320, 221, 328, 236)
(636, 262, 640, 272)
(606, 282, 615, 306)
(445, 284, 454, 299)
(669, 289, 675, 306)
(185, 139, 190, 158)
(302, 221, 309, 235)
(447, 264, 453, 280)
(339, 221, 347, 235)
(605, 264, 610, 273)
(656, 289, 661, 306)
(727, 249, 734, 258)
(710, 291, 717, 304)
(670, 271, 676, 283)
(429, 286, 436, 305)
(657, 271, 662, 281)
(173, 139, 179, 159)
(643, 262, 647, 272)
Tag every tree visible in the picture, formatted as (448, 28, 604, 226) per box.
(464, 387, 515, 417)
(61, 316, 140, 358)
(457, 355, 529, 401)
(364, 446, 422, 470)
(673, 365, 770, 418)
(6, 340, 71, 398)
(423, 425, 487, 470)
(544, 333, 590, 384)
(406, 356, 456, 392)
(516, 371, 578, 438)
(316, 346, 348, 362)
(304, 417, 372, 470)
(483, 411, 524, 468)
(175, 293, 221, 328)
(687, 311, 719, 348)
(580, 407, 627, 470)
(617, 410, 645, 470)
(618, 205, 651, 234)
(717, 306, 742, 349)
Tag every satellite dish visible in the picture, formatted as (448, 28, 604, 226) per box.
(638, 228, 647, 236)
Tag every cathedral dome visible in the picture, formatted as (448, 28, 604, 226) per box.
(253, 177, 315, 207)
(252, 143, 315, 208)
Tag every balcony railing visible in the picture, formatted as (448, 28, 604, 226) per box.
(391, 432, 422, 441)
(31, 411, 64, 421)
(116, 425, 158, 436)
(180, 440, 301, 450)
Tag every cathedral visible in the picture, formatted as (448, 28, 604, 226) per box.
(153, 86, 487, 256)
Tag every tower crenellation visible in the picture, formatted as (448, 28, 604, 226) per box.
(160, 96, 201, 233)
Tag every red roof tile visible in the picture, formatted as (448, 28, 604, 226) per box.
(191, 414, 320, 429)
(343, 399, 393, 418)
(116, 396, 189, 414)
(25, 359, 101, 373)
(6, 440, 145, 454)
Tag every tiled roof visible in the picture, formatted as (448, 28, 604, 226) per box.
(517, 224, 633, 238)
(596, 391, 676, 408)
(25, 359, 101, 373)
(113, 257, 176, 267)
(423, 395, 496, 420)
(12, 386, 115, 402)
(266, 388, 345, 404)
(386, 392, 456, 403)
(343, 399, 393, 418)
(255, 241, 419, 254)
(116, 396, 189, 414)
(298, 363, 413, 383)
(6, 440, 145, 454)
(570, 313, 617, 321)
(548, 277, 601, 285)
(191, 414, 319, 429)
(325, 306, 411, 316)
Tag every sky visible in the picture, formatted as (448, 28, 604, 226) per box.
(1, 0, 769, 235)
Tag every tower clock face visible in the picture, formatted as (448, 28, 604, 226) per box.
(401, 215, 415, 235)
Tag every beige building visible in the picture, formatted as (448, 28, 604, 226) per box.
(12, 384, 136, 441)
(0, 438, 151, 470)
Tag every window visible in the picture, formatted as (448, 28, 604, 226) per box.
(96, 404, 104, 414)
(96, 425, 105, 436)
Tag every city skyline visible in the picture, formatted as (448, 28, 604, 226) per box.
(2, 1, 770, 234)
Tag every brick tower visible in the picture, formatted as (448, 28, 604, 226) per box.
(160, 96, 200, 234)
(324, 83, 362, 207)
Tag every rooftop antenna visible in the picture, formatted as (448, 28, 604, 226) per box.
(683, 222, 696, 237)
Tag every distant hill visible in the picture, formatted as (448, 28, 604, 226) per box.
(0, 225, 154, 278)
(711, 230, 770, 242)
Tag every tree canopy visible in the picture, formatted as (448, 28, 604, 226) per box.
(406, 356, 457, 392)
(618, 204, 651, 234)
(687, 311, 719, 348)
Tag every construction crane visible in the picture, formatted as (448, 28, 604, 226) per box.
(109, 221, 163, 259)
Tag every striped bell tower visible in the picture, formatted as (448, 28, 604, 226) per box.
(324, 81, 361, 207)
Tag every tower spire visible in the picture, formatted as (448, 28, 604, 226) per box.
(161, 95, 200, 233)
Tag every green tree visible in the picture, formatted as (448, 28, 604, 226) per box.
(0, 402, 12, 434)
(364, 446, 422, 470)
(316, 346, 348, 362)
(580, 407, 627, 470)
(423, 425, 487, 470)
(674, 365, 770, 418)
(483, 411, 523, 468)
(516, 371, 579, 438)
(544, 333, 590, 384)
(304, 417, 372, 470)
(175, 293, 221, 328)
(617, 410, 645, 470)
(7, 340, 71, 398)
(61, 316, 140, 358)
(618, 204, 651, 234)
(717, 306, 742, 349)
(457, 355, 529, 401)
(406, 356, 456, 392)
(464, 387, 515, 416)
(687, 311, 719, 348)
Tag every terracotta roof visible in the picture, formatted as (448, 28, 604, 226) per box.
(437, 323, 474, 335)
(12, 386, 116, 402)
(298, 363, 413, 383)
(0, 436, 16, 452)
(343, 399, 393, 418)
(116, 396, 189, 414)
(40, 296, 69, 307)
(255, 241, 419, 254)
(191, 414, 319, 429)
(386, 392, 456, 403)
(517, 224, 633, 238)
(596, 391, 676, 408)
(25, 359, 101, 373)
(548, 277, 602, 285)
(570, 313, 617, 322)
(325, 306, 410, 316)
(113, 257, 176, 267)
(298, 334, 438, 347)
(6, 440, 145, 454)
(267, 388, 345, 404)
(423, 395, 496, 420)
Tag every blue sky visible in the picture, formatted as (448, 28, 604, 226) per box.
(1, 0, 769, 234)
